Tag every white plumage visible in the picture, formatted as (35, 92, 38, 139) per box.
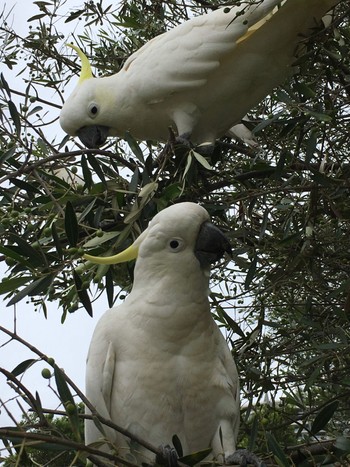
(60, 0, 339, 148)
(84, 202, 239, 464)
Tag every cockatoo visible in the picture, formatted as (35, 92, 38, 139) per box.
(84, 202, 240, 465)
(60, 0, 339, 149)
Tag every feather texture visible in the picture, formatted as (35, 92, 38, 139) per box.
(85, 203, 239, 464)
(60, 0, 339, 147)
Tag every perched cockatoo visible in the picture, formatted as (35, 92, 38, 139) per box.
(84, 202, 240, 464)
(60, 0, 339, 149)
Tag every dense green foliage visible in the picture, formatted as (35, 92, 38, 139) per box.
(1, 0, 350, 464)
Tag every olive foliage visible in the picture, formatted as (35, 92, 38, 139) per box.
(0, 0, 350, 465)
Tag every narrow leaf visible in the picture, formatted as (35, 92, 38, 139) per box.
(172, 434, 183, 458)
(266, 432, 290, 467)
(77, 198, 96, 223)
(311, 400, 339, 435)
(51, 222, 63, 258)
(106, 268, 114, 309)
(83, 231, 120, 248)
(87, 154, 106, 185)
(124, 131, 144, 163)
(8, 100, 21, 136)
(0, 146, 16, 164)
(81, 154, 92, 189)
(0, 276, 31, 295)
(191, 150, 213, 171)
(11, 359, 36, 377)
(305, 129, 318, 164)
(179, 448, 212, 466)
(0, 73, 11, 96)
(335, 436, 350, 453)
(7, 275, 54, 306)
(139, 181, 158, 199)
(65, 201, 78, 247)
(9, 178, 42, 195)
(54, 365, 81, 441)
(306, 110, 333, 122)
(73, 270, 93, 316)
(245, 255, 257, 290)
(182, 153, 193, 179)
(248, 414, 258, 452)
(8, 233, 44, 263)
(217, 307, 245, 338)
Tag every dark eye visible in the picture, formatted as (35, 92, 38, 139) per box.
(168, 238, 184, 252)
(88, 103, 99, 118)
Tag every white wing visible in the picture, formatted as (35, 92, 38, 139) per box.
(85, 311, 118, 448)
(120, 0, 281, 101)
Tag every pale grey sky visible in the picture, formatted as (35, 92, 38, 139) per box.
(0, 0, 109, 428)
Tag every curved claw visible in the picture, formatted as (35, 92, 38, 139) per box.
(225, 449, 266, 467)
(156, 444, 179, 467)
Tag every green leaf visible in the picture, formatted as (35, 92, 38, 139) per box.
(9, 178, 42, 195)
(139, 181, 158, 199)
(248, 414, 258, 452)
(179, 448, 212, 466)
(182, 153, 193, 179)
(65, 201, 78, 247)
(7, 275, 54, 306)
(83, 231, 120, 248)
(172, 434, 183, 458)
(275, 89, 293, 104)
(216, 307, 245, 338)
(191, 150, 213, 171)
(245, 255, 257, 290)
(54, 365, 81, 441)
(8, 100, 21, 136)
(115, 15, 143, 29)
(77, 198, 96, 223)
(305, 129, 318, 164)
(335, 436, 350, 453)
(0, 276, 31, 295)
(28, 13, 47, 21)
(87, 154, 107, 185)
(11, 359, 36, 377)
(294, 81, 316, 99)
(51, 221, 63, 258)
(65, 9, 85, 22)
(266, 432, 290, 467)
(124, 131, 144, 163)
(311, 400, 339, 435)
(0, 72, 11, 97)
(306, 110, 333, 122)
(106, 268, 114, 309)
(54, 366, 75, 408)
(81, 154, 93, 189)
(0, 146, 16, 164)
(7, 233, 45, 264)
(73, 270, 93, 316)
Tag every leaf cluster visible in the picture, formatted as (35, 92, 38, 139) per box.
(1, 0, 350, 465)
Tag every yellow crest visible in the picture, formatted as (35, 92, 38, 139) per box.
(66, 43, 93, 83)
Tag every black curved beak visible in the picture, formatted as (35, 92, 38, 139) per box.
(77, 125, 110, 148)
(195, 221, 232, 269)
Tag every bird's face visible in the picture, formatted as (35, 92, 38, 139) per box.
(60, 78, 112, 148)
(83, 203, 232, 272)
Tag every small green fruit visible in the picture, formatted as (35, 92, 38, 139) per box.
(41, 368, 51, 379)
(65, 402, 76, 414)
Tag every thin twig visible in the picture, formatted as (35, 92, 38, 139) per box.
(0, 428, 138, 467)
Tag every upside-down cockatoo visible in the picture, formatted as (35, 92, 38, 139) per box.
(60, 0, 339, 149)
(84, 202, 240, 464)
